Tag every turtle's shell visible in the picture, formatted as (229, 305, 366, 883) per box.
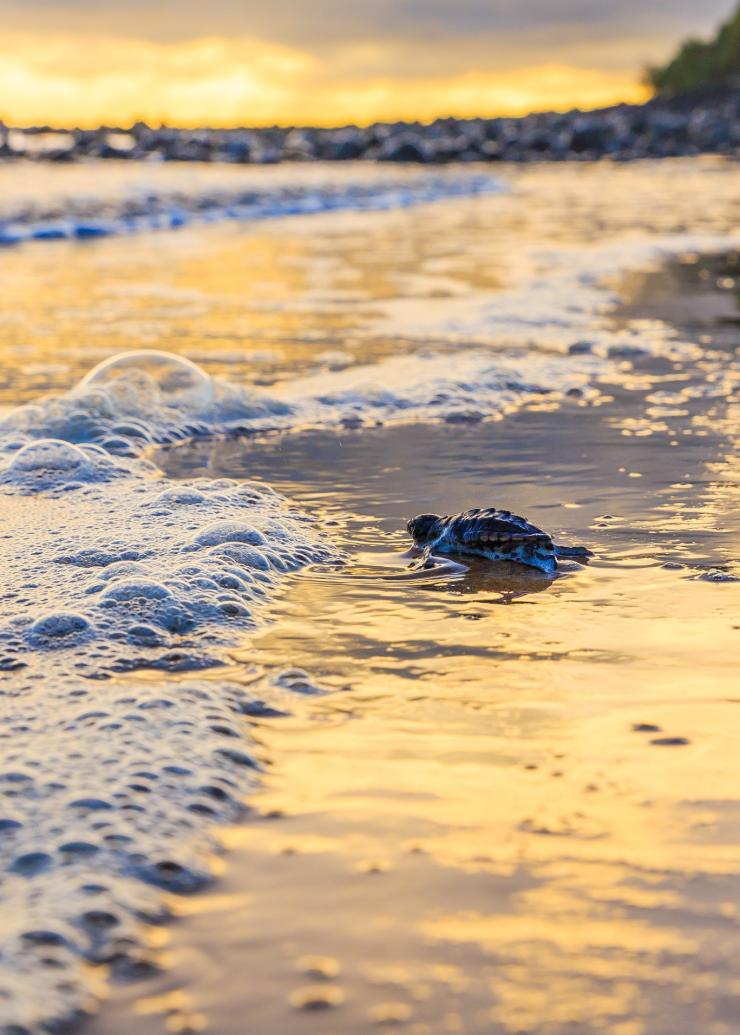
(409, 508, 554, 550)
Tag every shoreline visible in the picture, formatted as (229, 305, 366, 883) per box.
(3, 90, 739, 165)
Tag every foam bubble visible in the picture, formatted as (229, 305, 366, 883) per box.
(9, 439, 89, 473)
(191, 521, 268, 548)
(153, 488, 208, 506)
(29, 612, 92, 639)
(99, 578, 173, 603)
(4, 439, 124, 488)
(80, 350, 215, 411)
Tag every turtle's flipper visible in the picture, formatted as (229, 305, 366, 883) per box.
(409, 545, 469, 574)
(408, 545, 437, 571)
(554, 544, 593, 560)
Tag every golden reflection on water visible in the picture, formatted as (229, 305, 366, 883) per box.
(133, 390, 740, 1033)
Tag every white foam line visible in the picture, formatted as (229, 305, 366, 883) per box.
(0, 170, 503, 247)
(364, 232, 740, 355)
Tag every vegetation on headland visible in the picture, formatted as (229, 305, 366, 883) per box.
(647, 3, 740, 96)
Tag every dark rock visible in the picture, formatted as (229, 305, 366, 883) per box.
(377, 135, 431, 163)
(2, 90, 738, 165)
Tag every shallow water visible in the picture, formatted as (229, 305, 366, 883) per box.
(0, 158, 738, 1035)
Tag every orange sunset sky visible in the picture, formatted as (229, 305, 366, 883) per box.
(0, 1, 733, 126)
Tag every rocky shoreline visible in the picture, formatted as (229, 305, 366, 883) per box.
(2, 91, 738, 164)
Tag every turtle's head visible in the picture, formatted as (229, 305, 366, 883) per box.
(406, 513, 441, 545)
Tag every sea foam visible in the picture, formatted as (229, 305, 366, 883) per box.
(2, 347, 603, 459)
(0, 352, 339, 1034)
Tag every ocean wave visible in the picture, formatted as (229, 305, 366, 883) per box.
(0, 163, 502, 247)
(2, 347, 604, 455)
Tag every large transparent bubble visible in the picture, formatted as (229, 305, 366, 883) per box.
(79, 350, 214, 412)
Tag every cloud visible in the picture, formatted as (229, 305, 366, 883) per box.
(0, 34, 315, 126)
(0, 1, 731, 125)
(1, 0, 733, 49)
(0, 30, 650, 126)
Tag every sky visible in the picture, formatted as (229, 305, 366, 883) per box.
(0, 1, 733, 126)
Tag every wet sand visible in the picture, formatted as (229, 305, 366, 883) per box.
(87, 255, 740, 1035)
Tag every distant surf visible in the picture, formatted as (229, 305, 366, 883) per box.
(0, 161, 502, 246)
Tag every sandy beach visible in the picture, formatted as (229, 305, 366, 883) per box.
(0, 158, 738, 1035)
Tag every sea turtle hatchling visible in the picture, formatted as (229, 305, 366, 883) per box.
(406, 507, 592, 574)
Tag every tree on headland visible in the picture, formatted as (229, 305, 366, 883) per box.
(647, 3, 739, 96)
